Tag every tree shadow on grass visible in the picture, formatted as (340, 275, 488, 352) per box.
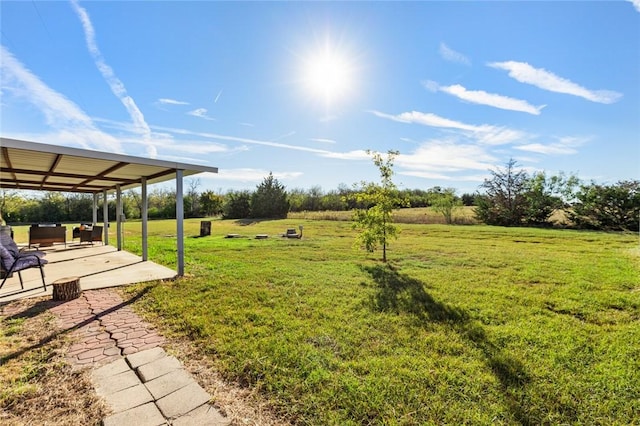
(363, 264, 533, 424)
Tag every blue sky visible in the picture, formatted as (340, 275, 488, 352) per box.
(1, 1, 639, 195)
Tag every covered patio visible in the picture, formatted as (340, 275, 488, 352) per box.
(0, 137, 218, 300)
(0, 244, 176, 302)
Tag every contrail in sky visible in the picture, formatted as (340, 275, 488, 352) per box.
(70, 0, 157, 158)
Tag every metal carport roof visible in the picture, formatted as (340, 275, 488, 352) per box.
(0, 137, 218, 193)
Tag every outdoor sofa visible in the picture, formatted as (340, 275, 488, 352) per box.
(29, 224, 66, 248)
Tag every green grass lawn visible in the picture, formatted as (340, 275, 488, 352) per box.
(12, 218, 640, 424)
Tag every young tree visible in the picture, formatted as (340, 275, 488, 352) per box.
(430, 188, 462, 224)
(475, 159, 529, 226)
(351, 150, 404, 262)
(250, 172, 289, 219)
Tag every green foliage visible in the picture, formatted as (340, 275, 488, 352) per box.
(476, 160, 579, 227)
(199, 190, 223, 217)
(569, 180, 640, 231)
(250, 172, 289, 219)
(350, 150, 404, 262)
(475, 159, 530, 226)
(222, 190, 251, 219)
(428, 188, 462, 224)
(523, 171, 579, 226)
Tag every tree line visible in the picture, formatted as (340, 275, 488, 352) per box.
(0, 162, 638, 232)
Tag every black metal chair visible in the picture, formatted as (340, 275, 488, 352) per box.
(80, 225, 103, 245)
(0, 242, 48, 291)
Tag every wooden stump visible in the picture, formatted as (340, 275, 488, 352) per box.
(52, 276, 82, 301)
(200, 221, 212, 237)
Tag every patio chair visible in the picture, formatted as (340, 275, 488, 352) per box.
(80, 225, 103, 245)
(0, 241, 48, 291)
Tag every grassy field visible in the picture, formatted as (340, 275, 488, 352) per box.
(4, 217, 640, 424)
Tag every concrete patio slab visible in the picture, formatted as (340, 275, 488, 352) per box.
(0, 244, 176, 302)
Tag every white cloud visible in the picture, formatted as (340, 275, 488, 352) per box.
(372, 110, 483, 132)
(436, 83, 545, 115)
(475, 128, 529, 146)
(0, 45, 123, 153)
(151, 124, 333, 155)
(158, 98, 189, 105)
(318, 150, 371, 160)
(515, 135, 589, 155)
(216, 168, 303, 182)
(397, 139, 497, 174)
(422, 80, 440, 93)
(70, 0, 157, 158)
(630, 0, 640, 12)
(439, 43, 471, 66)
(310, 138, 337, 144)
(516, 143, 576, 155)
(187, 108, 216, 121)
(370, 110, 526, 145)
(271, 131, 296, 142)
(488, 61, 623, 104)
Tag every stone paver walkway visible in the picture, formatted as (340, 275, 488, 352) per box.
(50, 289, 165, 366)
(47, 288, 229, 425)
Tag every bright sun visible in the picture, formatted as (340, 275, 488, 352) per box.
(302, 47, 353, 104)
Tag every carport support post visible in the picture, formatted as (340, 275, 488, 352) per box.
(116, 185, 122, 251)
(141, 177, 148, 261)
(102, 190, 109, 246)
(92, 193, 98, 225)
(176, 169, 184, 276)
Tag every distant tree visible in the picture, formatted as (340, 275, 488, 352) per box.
(39, 192, 67, 223)
(475, 159, 529, 226)
(430, 188, 462, 224)
(461, 193, 475, 206)
(569, 180, 640, 231)
(300, 185, 323, 211)
(523, 171, 579, 226)
(199, 190, 223, 217)
(1, 190, 28, 223)
(250, 173, 289, 219)
(185, 178, 201, 218)
(64, 193, 94, 222)
(222, 190, 252, 219)
(287, 188, 307, 212)
(321, 190, 347, 211)
(351, 150, 404, 262)
(126, 190, 143, 219)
